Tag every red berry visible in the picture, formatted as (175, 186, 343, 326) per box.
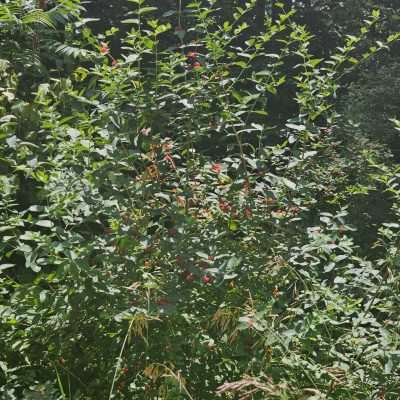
(99, 42, 109, 54)
(219, 200, 230, 213)
(211, 163, 222, 174)
(186, 273, 196, 283)
(202, 275, 212, 284)
(193, 61, 201, 69)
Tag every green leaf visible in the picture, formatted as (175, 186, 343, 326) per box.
(223, 273, 238, 280)
(228, 220, 239, 232)
(280, 177, 297, 190)
(0, 226, 14, 233)
(196, 251, 208, 259)
(143, 37, 154, 49)
(122, 18, 140, 24)
(36, 220, 54, 228)
(162, 10, 176, 17)
(286, 123, 306, 131)
(39, 291, 47, 303)
(138, 6, 158, 15)
(227, 256, 241, 268)
(0, 264, 15, 273)
(234, 61, 248, 69)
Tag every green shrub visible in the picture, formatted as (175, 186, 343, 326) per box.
(0, 1, 400, 399)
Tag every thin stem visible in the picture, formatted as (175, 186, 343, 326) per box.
(178, 0, 182, 27)
(108, 318, 135, 400)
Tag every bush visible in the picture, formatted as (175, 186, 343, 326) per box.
(1, 1, 400, 399)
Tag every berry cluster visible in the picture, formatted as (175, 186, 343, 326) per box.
(187, 51, 201, 69)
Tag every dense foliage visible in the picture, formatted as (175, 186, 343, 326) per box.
(1, 1, 400, 399)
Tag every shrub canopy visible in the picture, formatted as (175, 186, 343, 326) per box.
(1, 1, 400, 399)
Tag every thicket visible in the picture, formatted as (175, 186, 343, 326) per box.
(1, 1, 400, 399)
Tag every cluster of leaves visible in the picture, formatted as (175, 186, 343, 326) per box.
(1, 1, 400, 399)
